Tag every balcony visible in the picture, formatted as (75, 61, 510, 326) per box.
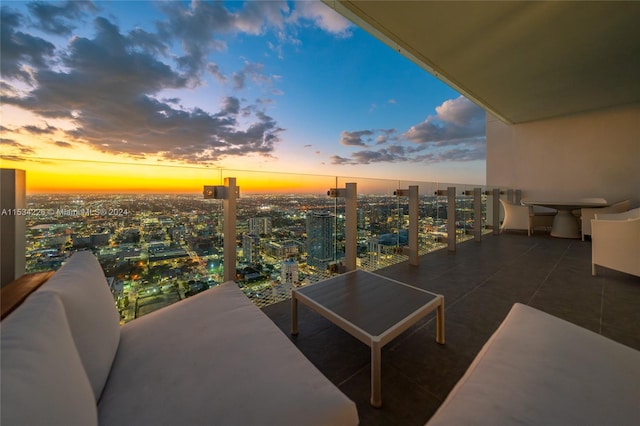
(2, 162, 638, 425)
(263, 231, 640, 425)
(2, 2, 639, 423)
(3, 162, 499, 320)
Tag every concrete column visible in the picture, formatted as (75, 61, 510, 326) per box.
(1, 169, 26, 287)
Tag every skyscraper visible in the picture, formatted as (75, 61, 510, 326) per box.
(243, 233, 260, 265)
(306, 212, 334, 270)
(248, 217, 271, 236)
(281, 257, 299, 285)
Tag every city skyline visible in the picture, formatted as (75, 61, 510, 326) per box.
(21, 191, 474, 318)
(1, 1, 487, 192)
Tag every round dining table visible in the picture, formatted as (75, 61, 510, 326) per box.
(521, 198, 609, 238)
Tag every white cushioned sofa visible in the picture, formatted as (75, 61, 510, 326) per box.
(426, 303, 640, 425)
(1, 251, 358, 426)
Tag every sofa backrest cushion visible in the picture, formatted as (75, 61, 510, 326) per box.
(1, 291, 98, 426)
(40, 251, 120, 401)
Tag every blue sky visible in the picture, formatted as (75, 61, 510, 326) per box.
(1, 1, 486, 184)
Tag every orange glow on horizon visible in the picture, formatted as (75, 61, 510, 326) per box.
(1, 157, 341, 195)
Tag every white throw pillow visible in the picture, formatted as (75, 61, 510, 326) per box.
(1, 291, 98, 426)
(40, 250, 121, 401)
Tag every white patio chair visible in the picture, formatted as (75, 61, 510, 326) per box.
(591, 208, 640, 277)
(580, 199, 630, 241)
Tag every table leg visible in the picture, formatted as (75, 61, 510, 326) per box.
(291, 291, 298, 336)
(371, 341, 382, 408)
(436, 299, 445, 344)
(551, 208, 580, 238)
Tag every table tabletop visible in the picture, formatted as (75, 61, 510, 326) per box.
(522, 198, 608, 209)
(294, 269, 441, 338)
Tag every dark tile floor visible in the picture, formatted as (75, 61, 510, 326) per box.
(262, 232, 640, 426)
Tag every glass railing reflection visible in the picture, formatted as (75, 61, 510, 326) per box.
(20, 159, 488, 319)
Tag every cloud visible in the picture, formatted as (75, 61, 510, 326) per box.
(157, 1, 288, 79)
(403, 96, 485, 145)
(376, 129, 398, 145)
(1, 1, 362, 166)
(290, 1, 352, 36)
(2, 11, 285, 164)
(1, 7, 56, 82)
(330, 148, 404, 165)
(333, 97, 486, 166)
(330, 155, 352, 165)
(27, 1, 96, 36)
(340, 130, 372, 147)
(333, 139, 485, 166)
(340, 129, 398, 147)
(22, 124, 57, 135)
(207, 62, 227, 83)
(413, 139, 486, 163)
(54, 140, 73, 148)
(0, 139, 36, 155)
(350, 149, 401, 164)
(232, 61, 280, 91)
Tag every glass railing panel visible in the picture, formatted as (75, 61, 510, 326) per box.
(13, 157, 488, 317)
(20, 158, 221, 323)
(434, 182, 482, 245)
(433, 181, 453, 246)
(397, 180, 447, 256)
(455, 184, 474, 243)
(479, 185, 493, 235)
(337, 177, 408, 271)
(219, 169, 340, 307)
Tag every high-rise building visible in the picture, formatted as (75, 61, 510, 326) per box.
(243, 233, 260, 265)
(265, 240, 300, 258)
(248, 217, 271, 236)
(306, 212, 334, 270)
(281, 258, 299, 285)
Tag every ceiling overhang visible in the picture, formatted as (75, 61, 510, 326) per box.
(324, 1, 640, 124)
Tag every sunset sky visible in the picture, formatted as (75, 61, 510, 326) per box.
(1, 1, 486, 193)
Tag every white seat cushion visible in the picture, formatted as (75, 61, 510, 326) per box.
(40, 250, 121, 401)
(427, 303, 640, 425)
(98, 281, 358, 426)
(1, 291, 98, 426)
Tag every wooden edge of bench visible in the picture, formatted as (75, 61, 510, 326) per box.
(1, 271, 55, 320)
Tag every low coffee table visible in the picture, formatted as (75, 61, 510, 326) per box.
(291, 269, 445, 407)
